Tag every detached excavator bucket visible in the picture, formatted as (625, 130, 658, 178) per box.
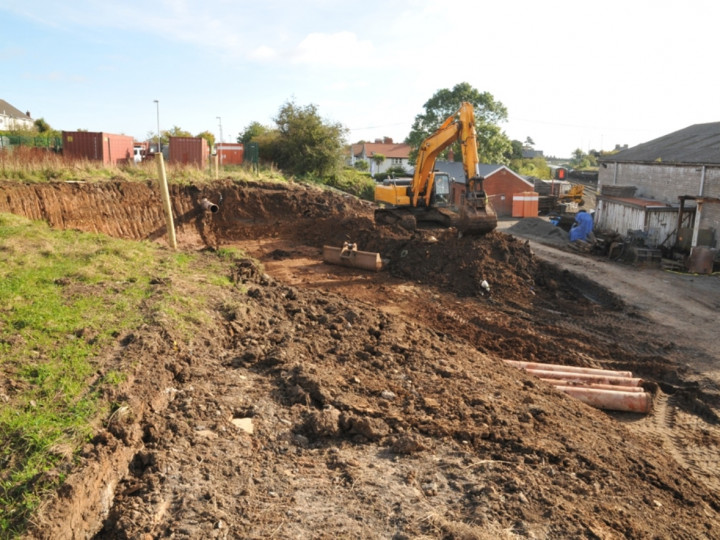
(323, 243, 383, 272)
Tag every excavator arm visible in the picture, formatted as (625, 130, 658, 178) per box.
(411, 102, 481, 207)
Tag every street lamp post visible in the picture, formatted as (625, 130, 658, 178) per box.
(154, 100, 161, 154)
(216, 116, 223, 165)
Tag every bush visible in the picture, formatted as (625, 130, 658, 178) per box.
(322, 168, 376, 200)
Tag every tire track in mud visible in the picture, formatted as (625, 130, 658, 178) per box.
(640, 392, 720, 496)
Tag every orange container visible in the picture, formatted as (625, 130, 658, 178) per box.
(524, 191, 539, 217)
(512, 192, 539, 217)
(216, 143, 244, 165)
(512, 193, 525, 217)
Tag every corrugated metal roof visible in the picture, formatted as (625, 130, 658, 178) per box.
(433, 161, 517, 183)
(601, 122, 720, 164)
(598, 195, 675, 209)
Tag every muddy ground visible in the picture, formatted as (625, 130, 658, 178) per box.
(1, 179, 720, 539)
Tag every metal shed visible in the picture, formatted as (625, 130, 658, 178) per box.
(595, 195, 680, 248)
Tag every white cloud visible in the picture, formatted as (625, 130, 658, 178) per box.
(248, 46, 278, 61)
(290, 31, 374, 67)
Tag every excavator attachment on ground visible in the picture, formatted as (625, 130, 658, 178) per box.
(322, 242, 383, 272)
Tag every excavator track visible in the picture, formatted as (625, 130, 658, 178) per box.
(374, 206, 496, 235)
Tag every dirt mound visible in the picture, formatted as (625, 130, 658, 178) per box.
(2, 180, 719, 539)
(506, 217, 569, 246)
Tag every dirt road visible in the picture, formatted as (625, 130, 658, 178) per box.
(519, 239, 720, 371)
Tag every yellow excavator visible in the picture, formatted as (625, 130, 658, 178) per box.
(374, 102, 497, 235)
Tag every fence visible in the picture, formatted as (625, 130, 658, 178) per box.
(0, 135, 62, 151)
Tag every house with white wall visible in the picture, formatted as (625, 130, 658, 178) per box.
(0, 100, 33, 131)
(348, 137, 412, 176)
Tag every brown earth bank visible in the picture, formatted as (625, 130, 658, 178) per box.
(2, 179, 720, 539)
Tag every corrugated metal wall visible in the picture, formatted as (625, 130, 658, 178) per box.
(62, 132, 134, 165)
(596, 198, 679, 247)
(216, 143, 244, 165)
(169, 137, 209, 167)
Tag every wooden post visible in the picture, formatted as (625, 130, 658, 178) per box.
(156, 153, 177, 249)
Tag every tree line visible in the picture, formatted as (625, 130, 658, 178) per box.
(7, 82, 612, 180)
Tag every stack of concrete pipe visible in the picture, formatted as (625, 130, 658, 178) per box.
(504, 360, 652, 414)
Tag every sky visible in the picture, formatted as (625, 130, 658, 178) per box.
(2, 0, 720, 158)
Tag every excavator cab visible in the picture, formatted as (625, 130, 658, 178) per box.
(430, 172, 451, 207)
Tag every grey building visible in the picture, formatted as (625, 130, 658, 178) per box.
(598, 123, 720, 249)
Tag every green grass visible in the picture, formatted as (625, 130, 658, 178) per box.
(0, 213, 246, 536)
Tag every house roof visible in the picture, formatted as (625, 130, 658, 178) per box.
(433, 161, 526, 184)
(352, 142, 411, 159)
(0, 99, 31, 120)
(601, 122, 720, 165)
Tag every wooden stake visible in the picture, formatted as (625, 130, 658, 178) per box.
(156, 153, 177, 249)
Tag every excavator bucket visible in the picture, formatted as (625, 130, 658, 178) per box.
(456, 192, 497, 236)
(323, 243, 383, 272)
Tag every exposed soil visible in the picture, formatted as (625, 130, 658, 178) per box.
(2, 179, 720, 539)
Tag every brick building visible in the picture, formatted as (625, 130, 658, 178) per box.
(433, 161, 535, 217)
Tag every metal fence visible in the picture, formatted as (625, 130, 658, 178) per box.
(0, 135, 62, 150)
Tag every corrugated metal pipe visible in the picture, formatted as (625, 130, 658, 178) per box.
(200, 198, 219, 213)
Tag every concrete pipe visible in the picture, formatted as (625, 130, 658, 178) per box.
(522, 368, 642, 387)
(555, 386, 652, 413)
(539, 379, 645, 393)
(200, 198, 219, 213)
(504, 360, 633, 379)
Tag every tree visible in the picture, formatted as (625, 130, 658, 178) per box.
(405, 82, 512, 165)
(570, 148, 597, 169)
(196, 130, 216, 149)
(371, 153, 386, 176)
(271, 100, 348, 177)
(165, 126, 192, 138)
(524, 136, 535, 147)
(507, 140, 524, 160)
(34, 118, 51, 133)
(238, 121, 272, 145)
(353, 159, 369, 171)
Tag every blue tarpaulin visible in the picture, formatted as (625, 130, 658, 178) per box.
(569, 211, 593, 242)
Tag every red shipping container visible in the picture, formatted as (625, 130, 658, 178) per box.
(216, 143, 244, 165)
(169, 137, 209, 167)
(62, 131, 134, 165)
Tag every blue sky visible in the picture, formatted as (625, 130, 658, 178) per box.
(2, 0, 720, 158)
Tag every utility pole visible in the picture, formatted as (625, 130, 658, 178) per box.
(154, 100, 161, 154)
(216, 116, 223, 165)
